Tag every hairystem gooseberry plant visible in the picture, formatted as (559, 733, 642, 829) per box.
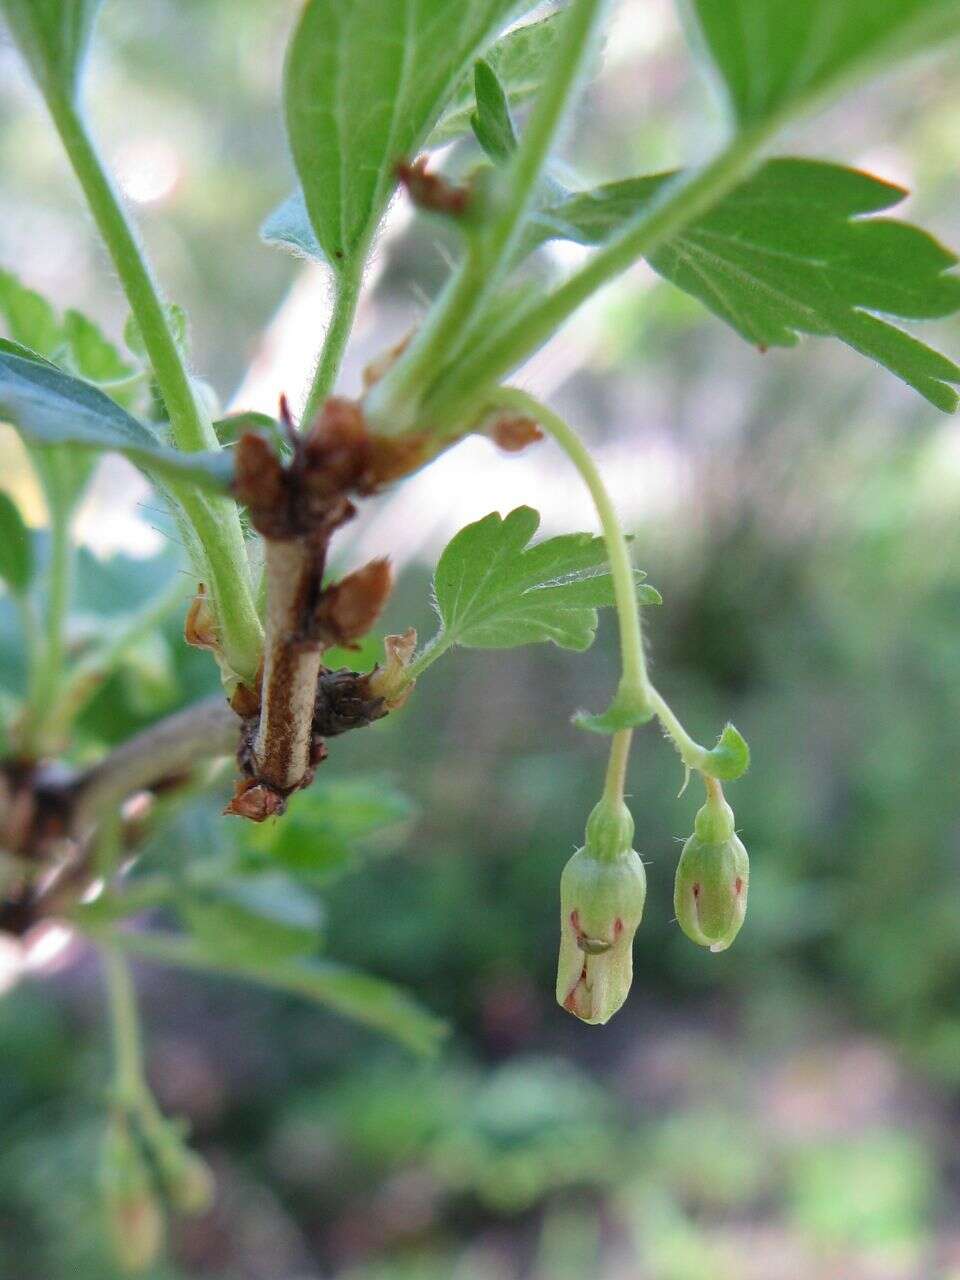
(1, 0, 959, 1268)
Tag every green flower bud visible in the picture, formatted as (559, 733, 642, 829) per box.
(556, 800, 647, 1025)
(674, 797, 748, 952)
(101, 1116, 165, 1274)
(140, 1110, 216, 1217)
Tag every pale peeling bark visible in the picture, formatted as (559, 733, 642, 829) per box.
(252, 540, 325, 792)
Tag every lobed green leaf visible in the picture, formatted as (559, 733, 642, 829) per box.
(531, 159, 960, 410)
(431, 505, 653, 652)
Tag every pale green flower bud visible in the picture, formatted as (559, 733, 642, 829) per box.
(556, 799, 646, 1025)
(140, 1111, 216, 1217)
(674, 795, 748, 952)
(101, 1116, 165, 1274)
(158, 1144, 215, 1216)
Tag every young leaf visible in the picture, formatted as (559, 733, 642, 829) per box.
(680, 0, 960, 129)
(0, 348, 233, 491)
(431, 11, 566, 145)
(0, 492, 33, 596)
(0, 0, 103, 102)
(532, 159, 960, 410)
(429, 506, 655, 653)
(471, 59, 518, 164)
(282, 0, 523, 271)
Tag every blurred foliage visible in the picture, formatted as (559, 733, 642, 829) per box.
(1, 0, 960, 1277)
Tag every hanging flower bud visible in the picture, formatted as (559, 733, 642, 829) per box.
(139, 1111, 216, 1217)
(556, 798, 647, 1025)
(100, 1115, 165, 1274)
(674, 789, 749, 952)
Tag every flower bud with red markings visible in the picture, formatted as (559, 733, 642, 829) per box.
(556, 797, 646, 1025)
(101, 1115, 165, 1274)
(674, 792, 748, 952)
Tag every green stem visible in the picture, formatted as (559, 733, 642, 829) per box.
(301, 260, 364, 424)
(602, 729, 633, 807)
(45, 93, 213, 452)
(22, 501, 73, 752)
(404, 630, 453, 684)
(419, 127, 771, 432)
(646, 686, 712, 772)
(492, 388, 650, 704)
(492, 390, 716, 775)
(364, 0, 608, 434)
(42, 90, 262, 683)
(102, 945, 147, 1105)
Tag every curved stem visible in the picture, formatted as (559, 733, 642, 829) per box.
(301, 261, 363, 424)
(102, 946, 147, 1104)
(490, 389, 717, 775)
(491, 387, 650, 704)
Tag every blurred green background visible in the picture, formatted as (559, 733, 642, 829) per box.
(3, 1, 960, 1277)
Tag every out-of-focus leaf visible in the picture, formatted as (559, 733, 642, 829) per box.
(0, 270, 61, 357)
(0, 0, 102, 102)
(0, 349, 234, 490)
(431, 11, 566, 144)
(247, 777, 415, 882)
(179, 874, 322, 963)
(123, 303, 188, 362)
(471, 59, 518, 163)
(429, 506, 655, 652)
(0, 492, 32, 596)
(680, 0, 960, 129)
(100, 928, 447, 1055)
(62, 310, 137, 406)
(282, 0, 523, 271)
(531, 159, 960, 410)
(0, 270, 140, 511)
